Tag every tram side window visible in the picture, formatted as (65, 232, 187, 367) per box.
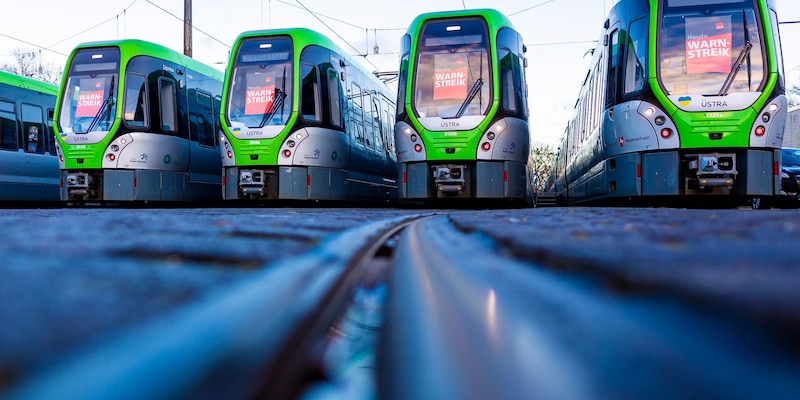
(124, 73, 149, 128)
(624, 19, 648, 95)
(47, 108, 55, 155)
(371, 96, 383, 151)
(159, 78, 177, 133)
(0, 99, 17, 151)
(327, 69, 342, 128)
(363, 91, 374, 148)
(196, 91, 216, 147)
(351, 82, 364, 145)
(382, 105, 391, 153)
(301, 64, 321, 123)
(606, 29, 620, 106)
(21, 103, 45, 154)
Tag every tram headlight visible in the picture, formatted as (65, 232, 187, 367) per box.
(755, 126, 766, 136)
(107, 153, 116, 161)
(762, 112, 771, 123)
(287, 140, 296, 148)
(227, 150, 233, 159)
(283, 149, 292, 158)
(110, 144, 119, 152)
(768, 102, 779, 112)
(410, 134, 417, 142)
(660, 128, 672, 139)
(487, 132, 495, 140)
(643, 107, 655, 117)
(654, 116, 665, 126)
(414, 144, 422, 153)
(481, 142, 491, 151)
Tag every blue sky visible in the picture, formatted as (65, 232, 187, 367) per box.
(2, 0, 800, 147)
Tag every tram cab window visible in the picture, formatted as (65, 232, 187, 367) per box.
(124, 73, 149, 128)
(659, 3, 764, 95)
(624, 18, 648, 95)
(606, 29, 620, 106)
(196, 91, 216, 147)
(499, 47, 517, 114)
(159, 78, 177, 133)
(228, 36, 293, 128)
(413, 18, 491, 119)
(21, 103, 45, 154)
(327, 69, 342, 128)
(47, 108, 55, 155)
(0, 99, 17, 151)
(301, 63, 321, 122)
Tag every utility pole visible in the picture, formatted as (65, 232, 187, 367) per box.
(183, 0, 192, 57)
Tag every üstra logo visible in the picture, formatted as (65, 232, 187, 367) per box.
(678, 96, 692, 106)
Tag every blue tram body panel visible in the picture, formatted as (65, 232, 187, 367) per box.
(0, 70, 60, 203)
(548, 0, 786, 207)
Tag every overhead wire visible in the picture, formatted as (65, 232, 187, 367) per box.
(508, 0, 557, 17)
(294, 0, 387, 73)
(0, 33, 69, 58)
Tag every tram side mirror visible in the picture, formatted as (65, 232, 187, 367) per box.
(603, 34, 609, 46)
(341, 71, 346, 81)
(523, 57, 528, 68)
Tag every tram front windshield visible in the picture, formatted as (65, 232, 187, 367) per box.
(659, 0, 764, 96)
(59, 48, 120, 134)
(227, 37, 293, 128)
(412, 17, 491, 119)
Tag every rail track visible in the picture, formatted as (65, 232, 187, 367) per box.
(7, 212, 800, 400)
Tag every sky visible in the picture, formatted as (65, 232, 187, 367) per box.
(2, 0, 800, 148)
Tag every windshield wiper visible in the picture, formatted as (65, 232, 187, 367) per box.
(85, 76, 116, 133)
(256, 89, 286, 128)
(717, 41, 753, 96)
(453, 77, 483, 118)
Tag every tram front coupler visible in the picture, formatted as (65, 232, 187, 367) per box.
(239, 169, 267, 197)
(433, 165, 466, 194)
(65, 171, 98, 199)
(688, 152, 737, 190)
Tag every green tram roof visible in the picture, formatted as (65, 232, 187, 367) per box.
(0, 69, 58, 96)
(233, 27, 344, 56)
(405, 8, 515, 35)
(69, 39, 223, 80)
(227, 27, 389, 89)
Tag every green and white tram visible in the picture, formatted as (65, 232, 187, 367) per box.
(395, 8, 531, 202)
(220, 28, 398, 203)
(549, 0, 787, 207)
(56, 39, 224, 203)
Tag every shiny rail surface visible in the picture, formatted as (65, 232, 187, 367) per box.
(381, 215, 799, 400)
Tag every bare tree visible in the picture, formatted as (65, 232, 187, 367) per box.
(528, 141, 556, 193)
(1, 48, 63, 85)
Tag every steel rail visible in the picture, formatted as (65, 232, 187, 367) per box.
(8, 214, 425, 400)
(380, 215, 800, 400)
